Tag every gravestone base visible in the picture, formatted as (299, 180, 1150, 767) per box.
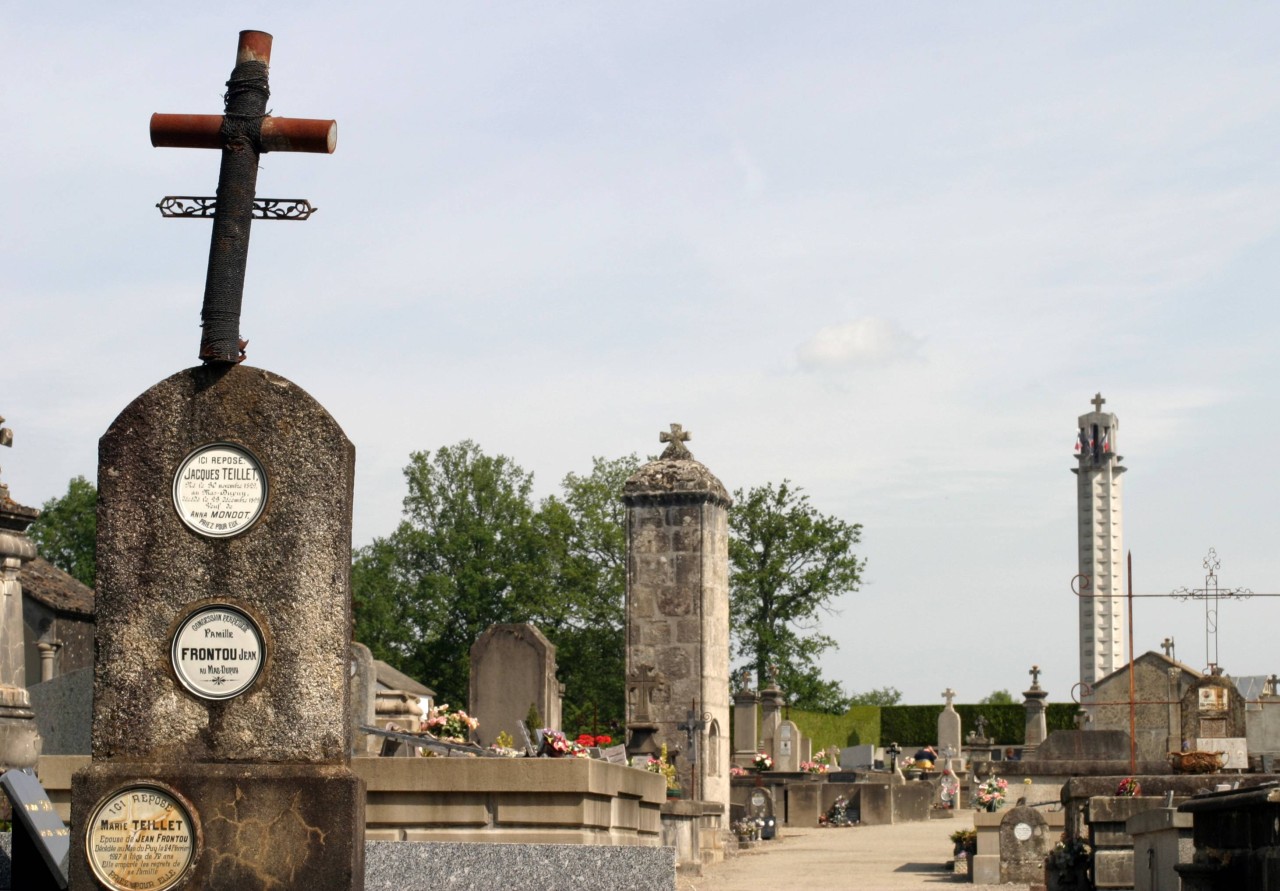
(71, 762, 365, 890)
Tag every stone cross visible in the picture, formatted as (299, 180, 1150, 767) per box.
(1161, 637, 1175, 658)
(942, 687, 956, 707)
(659, 423, 692, 459)
(151, 30, 336, 365)
(886, 741, 902, 772)
(628, 664, 666, 723)
(1091, 392, 1106, 413)
(1029, 665, 1042, 688)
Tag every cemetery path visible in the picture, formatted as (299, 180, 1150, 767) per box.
(680, 812, 1031, 891)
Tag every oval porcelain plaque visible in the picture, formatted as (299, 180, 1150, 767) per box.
(172, 443, 267, 538)
(171, 605, 265, 700)
(1013, 822, 1032, 842)
(86, 785, 197, 891)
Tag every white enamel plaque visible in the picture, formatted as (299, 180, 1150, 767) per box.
(86, 785, 196, 891)
(171, 605, 265, 700)
(1013, 822, 1032, 842)
(172, 443, 266, 537)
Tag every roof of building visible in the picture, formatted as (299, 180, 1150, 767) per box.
(20, 556, 94, 617)
(1092, 650, 1203, 689)
(374, 659, 434, 697)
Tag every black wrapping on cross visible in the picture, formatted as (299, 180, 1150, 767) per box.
(199, 60, 270, 364)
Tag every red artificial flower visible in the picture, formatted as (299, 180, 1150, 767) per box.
(576, 733, 596, 747)
(595, 735, 612, 746)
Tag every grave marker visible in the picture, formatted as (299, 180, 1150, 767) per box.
(1, 768, 69, 890)
(70, 30, 363, 891)
(469, 623, 562, 747)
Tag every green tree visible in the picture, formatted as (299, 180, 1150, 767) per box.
(352, 441, 551, 707)
(979, 689, 1015, 705)
(729, 481, 864, 713)
(28, 475, 97, 587)
(848, 686, 902, 706)
(540, 455, 640, 734)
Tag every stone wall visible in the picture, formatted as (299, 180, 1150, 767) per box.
(42, 754, 667, 847)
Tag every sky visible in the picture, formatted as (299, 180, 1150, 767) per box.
(5, 3, 1280, 708)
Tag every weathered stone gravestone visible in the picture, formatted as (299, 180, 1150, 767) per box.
(69, 30, 364, 891)
(731, 671, 759, 768)
(469, 622, 562, 747)
(624, 425, 731, 806)
(774, 720, 800, 772)
(1023, 665, 1049, 749)
(998, 805, 1050, 884)
(938, 687, 962, 769)
(1181, 673, 1248, 768)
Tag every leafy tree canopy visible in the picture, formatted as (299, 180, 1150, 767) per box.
(28, 475, 97, 588)
(979, 689, 1015, 705)
(730, 480, 864, 713)
(848, 686, 903, 706)
(353, 444, 640, 733)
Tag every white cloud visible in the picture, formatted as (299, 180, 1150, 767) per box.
(796, 317, 922, 370)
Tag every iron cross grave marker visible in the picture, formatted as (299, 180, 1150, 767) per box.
(151, 30, 336, 365)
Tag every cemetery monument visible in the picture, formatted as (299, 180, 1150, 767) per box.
(0, 417, 42, 772)
(624, 424, 730, 807)
(68, 31, 365, 890)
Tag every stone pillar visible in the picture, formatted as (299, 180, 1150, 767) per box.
(0, 460, 41, 770)
(624, 424, 731, 809)
(1073, 393, 1126, 693)
(1023, 665, 1049, 751)
(732, 685, 760, 768)
(37, 641, 60, 683)
(938, 687, 962, 770)
(759, 682, 784, 757)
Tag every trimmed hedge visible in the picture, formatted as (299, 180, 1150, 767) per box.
(790, 706, 880, 752)
(789, 702, 1080, 749)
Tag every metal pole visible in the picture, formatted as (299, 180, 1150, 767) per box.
(1128, 551, 1136, 774)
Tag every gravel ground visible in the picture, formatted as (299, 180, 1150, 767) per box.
(679, 812, 1032, 891)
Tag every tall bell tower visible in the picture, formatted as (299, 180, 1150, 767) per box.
(1073, 392, 1125, 691)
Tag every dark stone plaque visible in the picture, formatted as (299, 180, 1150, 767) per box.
(1, 768, 70, 890)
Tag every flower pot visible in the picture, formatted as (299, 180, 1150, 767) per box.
(666, 787, 682, 799)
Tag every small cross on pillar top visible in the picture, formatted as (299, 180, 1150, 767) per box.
(1161, 637, 1175, 658)
(1091, 392, 1107, 413)
(659, 423, 692, 460)
(1029, 665, 1042, 687)
(941, 688, 956, 707)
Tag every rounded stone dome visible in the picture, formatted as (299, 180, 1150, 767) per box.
(623, 456, 731, 506)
